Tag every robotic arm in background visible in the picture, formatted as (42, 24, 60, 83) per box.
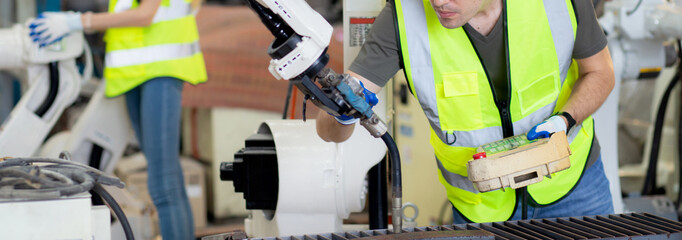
(0, 22, 92, 157)
(600, 0, 682, 80)
(595, 0, 682, 212)
(244, 0, 402, 232)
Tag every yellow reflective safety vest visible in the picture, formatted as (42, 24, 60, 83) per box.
(104, 0, 207, 97)
(394, 0, 595, 222)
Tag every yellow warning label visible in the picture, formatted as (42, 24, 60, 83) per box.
(640, 67, 662, 73)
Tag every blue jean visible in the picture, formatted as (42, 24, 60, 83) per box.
(453, 156, 614, 223)
(125, 77, 194, 239)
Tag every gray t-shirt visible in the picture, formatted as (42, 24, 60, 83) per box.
(350, 0, 608, 92)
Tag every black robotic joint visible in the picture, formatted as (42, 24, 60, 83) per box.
(268, 33, 302, 60)
(220, 132, 279, 210)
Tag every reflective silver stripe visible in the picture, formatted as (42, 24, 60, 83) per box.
(113, 0, 133, 12)
(152, 0, 192, 23)
(436, 157, 479, 194)
(398, 0, 443, 135)
(433, 102, 582, 148)
(512, 102, 557, 140)
(105, 41, 200, 68)
(512, 101, 585, 143)
(433, 101, 553, 148)
(434, 125, 503, 148)
(543, 0, 575, 86)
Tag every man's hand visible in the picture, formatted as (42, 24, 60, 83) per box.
(333, 81, 379, 125)
(29, 12, 83, 47)
(527, 115, 567, 140)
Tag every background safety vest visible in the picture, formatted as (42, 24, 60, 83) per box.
(394, 0, 595, 222)
(104, 0, 207, 97)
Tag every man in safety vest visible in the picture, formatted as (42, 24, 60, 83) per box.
(317, 0, 615, 223)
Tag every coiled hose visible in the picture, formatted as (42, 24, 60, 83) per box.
(0, 156, 134, 240)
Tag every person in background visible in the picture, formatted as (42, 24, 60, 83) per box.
(29, 0, 207, 238)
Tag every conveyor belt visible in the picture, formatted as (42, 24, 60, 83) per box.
(203, 213, 682, 240)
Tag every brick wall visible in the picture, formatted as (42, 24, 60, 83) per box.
(182, 6, 343, 118)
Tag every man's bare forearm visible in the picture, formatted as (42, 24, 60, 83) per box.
(560, 47, 615, 125)
(86, 0, 162, 30)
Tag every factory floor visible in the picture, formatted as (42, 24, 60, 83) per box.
(194, 212, 370, 239)
(196, 217, 245, 239)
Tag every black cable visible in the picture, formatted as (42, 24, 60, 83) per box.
(675, 39, 682, 211)
(282, 81, 294, 119)
(35, 62, 59, 117)
(89, 144, 106, 206)
(302, 94, 310, 121)
(626, 0, 643, 16)
(643, 38, 682, 195)
(92, 184, 135, 240)
(643, 59, 681, 195)
(381, 133, 402, 200)
(381, 132, 402, 232)
(678, 77, 682, 210)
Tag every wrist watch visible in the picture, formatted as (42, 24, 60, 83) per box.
(557, 112, 576, 132)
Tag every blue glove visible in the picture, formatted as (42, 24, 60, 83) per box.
(334, 81, 378, 125)
(29, 12, 83, 47)
(527, 115, 567, 140)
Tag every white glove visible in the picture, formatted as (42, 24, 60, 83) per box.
(526, 115, 567, 140)
(29, 12, 83, 47)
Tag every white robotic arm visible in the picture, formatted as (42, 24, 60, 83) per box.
(595, 0, 682, 213)
(39, 82, 132, 174)
(601, 0, 682, 80)
(0, 22, 92, 157)
(246, 0, 387, 137)
(236, 0, 404, 233)
(610, 0, 682, 40)
(253, 0, 333, 81)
